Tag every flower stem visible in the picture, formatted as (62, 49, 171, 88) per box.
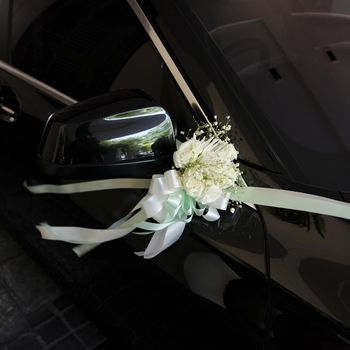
(202, 114, 219, 138)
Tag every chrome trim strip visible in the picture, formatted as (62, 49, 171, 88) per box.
(0, 60, 77, 105)
(338, 334, 350, 346)
(127, 0, 211, 124)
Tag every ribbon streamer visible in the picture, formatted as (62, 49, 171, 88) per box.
(233, 187, 350, 220)
(27, 170, 222, 258)
(24, 177, 150, 194)
(26, 171, 350, 258)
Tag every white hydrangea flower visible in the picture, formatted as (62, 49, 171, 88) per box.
(217, 142, 238, 161)
(182, 167, 205, 200)
(174, 133, 240, 205)
(173, 137, 203, 168)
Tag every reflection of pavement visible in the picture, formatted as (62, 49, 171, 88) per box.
(0, 228, 107, 349)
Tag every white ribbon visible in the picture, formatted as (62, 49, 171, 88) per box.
(24, 178, 150, 193)
(28, 170, 225, 258)
(26, 171, 350, 258)
(233, 187, 350, 220)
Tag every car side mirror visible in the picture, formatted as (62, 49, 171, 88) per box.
(38, 90, 176, 179)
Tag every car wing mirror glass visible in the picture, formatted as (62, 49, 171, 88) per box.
(38, 89, 176, 179)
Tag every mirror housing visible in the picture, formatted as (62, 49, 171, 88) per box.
(38, 90, 176, 179)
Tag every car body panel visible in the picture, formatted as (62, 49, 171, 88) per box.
(137, 0, 350, 346)
(0, 0, 350, 348)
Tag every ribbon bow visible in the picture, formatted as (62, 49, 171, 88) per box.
(27, 170, 350, 258)
(31, 170, 227, 258)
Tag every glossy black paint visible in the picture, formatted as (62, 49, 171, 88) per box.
(39, 89, 176, 179)
(0, 0, 11, 61)
(189, 204, 270, 342)
(183, 0, 350, 191)
(1, 0, 350, 349)
(141, 0, 350, 347)
(0, 66, 66, 178)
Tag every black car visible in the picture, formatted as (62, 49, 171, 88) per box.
(0, 1, 350, 349)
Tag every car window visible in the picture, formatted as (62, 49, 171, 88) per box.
(182, 0, 350, 190)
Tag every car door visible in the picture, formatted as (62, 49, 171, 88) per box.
(146, 0, 350, 348)
(0, 0, 271, 347)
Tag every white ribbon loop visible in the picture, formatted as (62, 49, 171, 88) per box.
(140, 194, 165, 218)
(137, 221, 186, 259)
(203, 207, 220, 222)
(149, 175, 168, 195)
(208, 193, 230, 211)
(164, 169, 182, 190)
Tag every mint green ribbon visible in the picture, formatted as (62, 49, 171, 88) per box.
(26, 170, 350, 258)
(233, 186, 350, 220)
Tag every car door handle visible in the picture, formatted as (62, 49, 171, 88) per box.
(0, 85, 19, 123)
(0, 103, 17, 122)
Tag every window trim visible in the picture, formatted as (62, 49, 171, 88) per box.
(0, 59, 76, 106)
(127, 0, 212, 126)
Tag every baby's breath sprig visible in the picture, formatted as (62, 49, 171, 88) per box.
(173, 115, 242, 205)
(194, 115, 232, 142)
(228, 199, 243, 214)
(179, 128, 193, 140)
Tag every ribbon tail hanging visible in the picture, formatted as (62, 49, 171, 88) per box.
(73, 243, 101, 257)
(36, 222, 134, 244)
(136, 221, 186, 259)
